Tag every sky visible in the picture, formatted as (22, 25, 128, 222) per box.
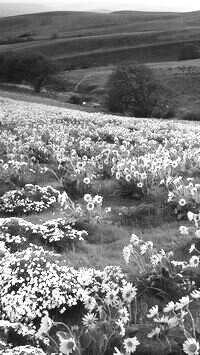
(1, 0, 200, 12)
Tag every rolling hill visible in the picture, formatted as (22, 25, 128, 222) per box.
(1, 10, 200, 68)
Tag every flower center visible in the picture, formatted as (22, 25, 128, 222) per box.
(127, 340, 133, 348)
(189, 343, 197, 352)
(66, 341, 75, 350)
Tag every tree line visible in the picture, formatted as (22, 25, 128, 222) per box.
(0, 51, 175, 118)
(0, 52, 63, 93)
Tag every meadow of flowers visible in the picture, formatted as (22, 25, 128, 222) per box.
(1, 96, 200, 354)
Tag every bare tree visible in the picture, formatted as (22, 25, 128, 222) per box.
(106, 64, 173, 118)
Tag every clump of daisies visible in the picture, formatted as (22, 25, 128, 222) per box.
(0, 244, 129, 324)
(0, 346, 46, 355)
(80, 280, 139, 354)
(35, 281, 139, 355)
(0, 184, 60, 215)
(41, 218, 87, 251)
(0, 217, 43, 253)
(146, 290, 200, 355)
(0, 217, 87, 253)
(123, 233, 174, 275)
(179, 209, 200, 269)
(35, 314, 80, 355)
(71, 193, 111, 225)
(166, 177, 200, 220)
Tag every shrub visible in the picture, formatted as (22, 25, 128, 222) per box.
(69, 93, 83, 105)
(40, 218, 87, 252)
(153, 105, 176, 119)
(178, 44, 200, 61)
(0, 184, 60, 215)
(180, 110, 200, 121)
(44, 75, 67, 93)
(0, 244, 128, 323)
(106, 64, 173, 118)
(51, 33, 58, 40)
(0, 217, 87, 253)
(0, 217, 43, 253)
(0, 346, 46, 355)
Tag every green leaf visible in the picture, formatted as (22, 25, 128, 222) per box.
(99, 334, 107, 352)
(81, 332, 92, 349)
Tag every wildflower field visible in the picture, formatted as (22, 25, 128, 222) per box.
(1, 96, 200, 355)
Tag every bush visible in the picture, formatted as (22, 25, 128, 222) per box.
(180, 110, 200, 121)
(0, 184, 59, 215)
(153, 105, 176, 119)
(51, 33, 58, 40)
(69, 93, 83, 105)
(44, 75, 67, 93)
(178, 44, 200, 61)
(106, 64, 173, 118)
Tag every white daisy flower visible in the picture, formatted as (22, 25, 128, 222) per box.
(175, 296, 190, 310)
(130, 234, 140, 245)
(123, 336, 140, 353)
(113, 347, 124, 355)
(187, 211, 194, 221)
(125, 174, 131, 182)
(122, 283, 137, 303)
(83, 296, 96, 311)
(59, 338, 76, 355)
(163, 301, 175, 313)
(35, 316, 52, 338)
(179, 198, 187, 206)
(195, 230, 200, 238)
(147, 326, 161, 338)
(86, 202, 95, 211)
(183, 338, 199, 355)
(191, 290, 200, 299)
(147, 305, 158, 319)
(153, 315, 169, 324)
(189, 255, 199, 268)
(84, 194, 92, 202)
(123, 245, 133, 263)
(189, 244, 196, 254)
(82, 313, 97, 329)
(179, 226, 189, 235)
(105, 289, 119, 306)
(119, 307, 129, 324)
(93, 195, 103, 204)
(167, 316, 179, 328)
(141, 172, 147, 180)
(116, 318, 126, 337)
(83, 177, 90, 184)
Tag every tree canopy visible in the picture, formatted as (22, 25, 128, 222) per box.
(0, 52, 60, 93)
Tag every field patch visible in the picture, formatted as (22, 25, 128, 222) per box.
(0, 97, 200, 354)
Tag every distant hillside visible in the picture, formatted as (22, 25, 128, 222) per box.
(1, 10, 200, 68)
(0, 3, 50, 17)
(93, 9, 112, 13)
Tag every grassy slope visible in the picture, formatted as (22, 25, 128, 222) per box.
(1, 11, 200, 67)
(0, 92, 194, 274)
(0, 88, 98, 112)
(65, 58, 200, 113)
(1, 56, 200, 114)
